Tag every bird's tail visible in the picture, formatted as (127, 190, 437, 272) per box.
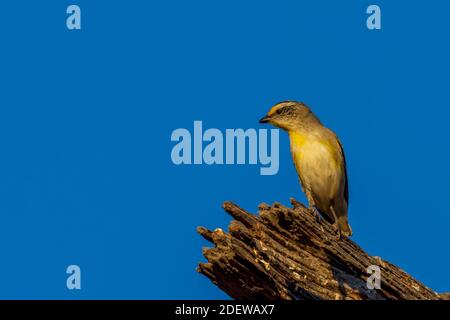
(338, 217, 352, 237)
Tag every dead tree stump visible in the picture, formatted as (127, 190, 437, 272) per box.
(197, 199, 448, 300)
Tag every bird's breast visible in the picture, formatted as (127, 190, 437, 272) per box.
(288, 131, 344, 198)
(289, 131, 340, 169)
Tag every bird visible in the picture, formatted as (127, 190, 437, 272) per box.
(259, 101, 352, 237)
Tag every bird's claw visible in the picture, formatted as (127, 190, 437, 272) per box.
(310, 207, 325, 232)
(332, 223, 342, 240)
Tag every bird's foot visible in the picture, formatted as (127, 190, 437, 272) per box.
(332, 223, 342, 241)
(310, 207, 325, 232)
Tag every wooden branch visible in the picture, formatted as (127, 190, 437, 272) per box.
(197, 199, 448, 300)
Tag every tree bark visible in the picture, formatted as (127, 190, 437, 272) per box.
(197, 199, 448, 300)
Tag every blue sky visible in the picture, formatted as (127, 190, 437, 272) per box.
(0, 1, 449, 298)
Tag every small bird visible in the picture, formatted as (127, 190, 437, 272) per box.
(260, 101, 352, 237)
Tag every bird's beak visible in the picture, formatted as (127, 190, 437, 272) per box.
(259, 115, 271, 124)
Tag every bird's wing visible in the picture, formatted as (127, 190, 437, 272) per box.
(336, 136, 349, 207)
(325, 128, 349, 206)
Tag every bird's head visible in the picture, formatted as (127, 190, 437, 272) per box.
(259, 101, 318, 131)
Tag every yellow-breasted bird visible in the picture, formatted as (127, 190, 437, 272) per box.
(260, 101, 352, 237)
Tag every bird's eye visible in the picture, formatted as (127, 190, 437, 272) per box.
(276, 109, 282, 115)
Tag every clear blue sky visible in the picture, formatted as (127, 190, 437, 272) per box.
(0, 1, 449, 298)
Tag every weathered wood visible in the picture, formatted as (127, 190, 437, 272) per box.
(197, 199, 446, 300)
